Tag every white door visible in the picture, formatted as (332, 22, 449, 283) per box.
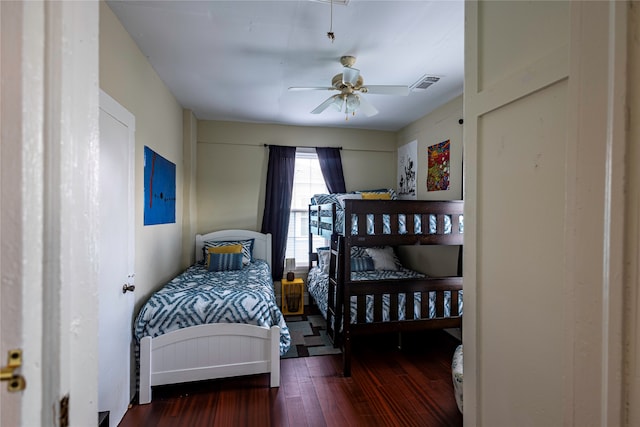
(98, 91, 135, 427)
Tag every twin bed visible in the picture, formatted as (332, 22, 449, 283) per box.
(307, 190, 463, 375)
(134, 230, 290, 404)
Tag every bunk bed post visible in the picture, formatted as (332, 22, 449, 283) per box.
(308, 204, 314, 271)
(327, 233, 344, 347)
(336, 233, 352, 377)
(326, 234, 337, 345)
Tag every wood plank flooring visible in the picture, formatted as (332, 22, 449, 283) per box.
(120, 329, 462, 427)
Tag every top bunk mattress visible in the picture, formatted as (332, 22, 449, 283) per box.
(310, 190, 464, 237)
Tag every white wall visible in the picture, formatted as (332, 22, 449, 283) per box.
(395, 96, 464, 275)
(396, 95, 464, 201)
(195, 120, 397, 237)
(100, 1, 185, 304)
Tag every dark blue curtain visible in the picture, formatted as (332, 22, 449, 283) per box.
(261, 145, 296, 280)
(316, 147, 346, 194)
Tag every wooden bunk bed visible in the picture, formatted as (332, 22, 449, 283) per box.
(308, 196, 463, 376)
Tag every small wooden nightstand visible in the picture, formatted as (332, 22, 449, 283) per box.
(281, 277, 304, 315)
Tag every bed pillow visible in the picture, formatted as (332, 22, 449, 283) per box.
(207, 252, 244, 272)
(317, 247, 331, 273)
(350, 256, 375, 272)
(365, 246, 400, 271)
(203, 239, 254, 266)
(336, 193, 362, 208)
(208, 244, 242, 254)
(312, 193, 340, 206)
(350, 246, 369, 258)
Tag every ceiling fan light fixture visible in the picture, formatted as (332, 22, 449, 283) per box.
(345, 93, 360, 112)
(294, 56, 405, 120)
(330, 94, 345, 111)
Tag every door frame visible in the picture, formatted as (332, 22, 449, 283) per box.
(1, 1, 100, 426)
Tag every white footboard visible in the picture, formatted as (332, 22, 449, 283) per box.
(139, 323, 280, 404)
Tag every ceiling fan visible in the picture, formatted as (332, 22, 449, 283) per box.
(288, 56, 409, 119)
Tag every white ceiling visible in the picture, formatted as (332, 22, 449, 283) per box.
(106, 0, 464, 132)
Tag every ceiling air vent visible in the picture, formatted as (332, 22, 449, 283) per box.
(410, 75, 441, 92)
(310, 0, 349, 5)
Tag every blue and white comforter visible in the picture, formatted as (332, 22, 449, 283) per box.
(307, 266, 463, 326)
(311, 191, 463, 236)
(134, 260, 291, 356)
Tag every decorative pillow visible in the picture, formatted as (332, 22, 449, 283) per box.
(207, 252, 244, 272)
(205, 244, 242, 268)
(357, 188, 398, 200)
(203, 239, 254, 266)
(365, 246, 400, 271)
(351, 256, 375, 272)
(360, 191, 391, 200)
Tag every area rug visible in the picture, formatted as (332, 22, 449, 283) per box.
(281, 312, 342, 359)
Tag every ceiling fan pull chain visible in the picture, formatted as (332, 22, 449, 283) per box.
(327, 0, 335, 42)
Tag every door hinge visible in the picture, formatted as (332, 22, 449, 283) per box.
(59, 394, 69, 427)
(0, 349, 26, 391)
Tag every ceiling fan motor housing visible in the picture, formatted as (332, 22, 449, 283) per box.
(332, 74, 364, 91)
(340, 55, 357, 67)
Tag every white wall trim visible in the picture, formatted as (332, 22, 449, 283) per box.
(43, 1, 100, 425)
(601, 1, 628, 424)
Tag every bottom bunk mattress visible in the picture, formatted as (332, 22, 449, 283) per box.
(307, 266, 463, 325)
(134, 259, 291, 356)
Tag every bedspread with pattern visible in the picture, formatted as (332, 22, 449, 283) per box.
(134, 260, 291, 355)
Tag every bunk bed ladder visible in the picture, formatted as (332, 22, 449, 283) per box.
(326, 233, 343, 347)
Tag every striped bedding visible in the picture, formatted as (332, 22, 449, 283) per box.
(307, 266, 463, 325)
(311, 191, 463, 236)
(134, 259, 291, 356)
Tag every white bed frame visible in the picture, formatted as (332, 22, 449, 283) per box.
(139, 230, 278, 404)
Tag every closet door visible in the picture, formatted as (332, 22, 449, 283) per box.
(98, 90, 136, 427)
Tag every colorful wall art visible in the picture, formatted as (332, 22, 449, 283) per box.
(397, 140, 417, 200)
(427, 139, 450, 192)
(144, 146, 176, 225)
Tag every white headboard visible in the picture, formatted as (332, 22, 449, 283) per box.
(195, 230, 272, 270)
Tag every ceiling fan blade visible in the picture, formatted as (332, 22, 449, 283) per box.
(288, 86, 335, 91)
(362, 85, 410, 96)
(311, 95, 340, 114)
(357, 95, 378, 117)
(342, 67, 360, 86)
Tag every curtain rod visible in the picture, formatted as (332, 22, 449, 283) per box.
(263, 144, 395, 153)
(263, 144, 342, 150)
(197, 140, 393, 153)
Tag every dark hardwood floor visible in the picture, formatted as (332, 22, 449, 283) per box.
(120, 327, 462, 427)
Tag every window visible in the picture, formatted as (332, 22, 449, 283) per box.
(285, 148, 328, 268)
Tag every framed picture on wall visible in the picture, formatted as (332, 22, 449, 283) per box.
(144, 146, 176, 225)
(397, 140, 417, 200)
(427, 139, 450, 192)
